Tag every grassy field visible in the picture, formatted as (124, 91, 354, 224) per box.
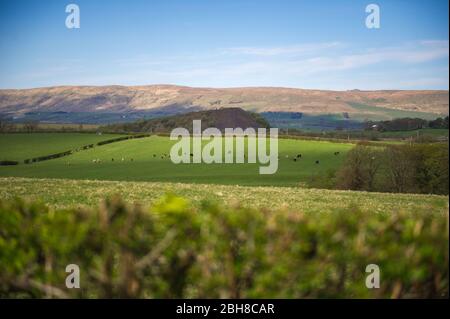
(0, 133, 124, 161)
(0, 177, 447, 214)
(261, 107, 443, 130)
(1, 133, 448, 299)
(347, 102, 442, 121)
(0, 134, 353, 186)
(379, 128, 449, 138)
(1, 132, 446, 212)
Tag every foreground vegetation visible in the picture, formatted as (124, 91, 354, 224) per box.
(0, 195, 447, 298)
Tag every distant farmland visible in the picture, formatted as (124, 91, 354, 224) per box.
(0, 133, 353, 186)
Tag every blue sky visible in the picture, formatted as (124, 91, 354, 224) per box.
(0, 0, 448, 90)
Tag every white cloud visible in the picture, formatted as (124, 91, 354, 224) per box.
(221, 42, 343, 56)
(11, 40, 447, 90)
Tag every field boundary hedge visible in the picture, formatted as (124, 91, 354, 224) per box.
(0, 195, 447, 298)
(0, 160, 19, 166)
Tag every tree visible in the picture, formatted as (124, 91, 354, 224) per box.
(417, 143, 449, 195)
(384, 145, 418, 193)
(23, 120, 39, 133)
(0, 116, 16, 133)
(336, 145, 382, 191)
(0, 118, 6, 133)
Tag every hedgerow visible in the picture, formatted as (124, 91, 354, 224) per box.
(0, 195, 447, 298)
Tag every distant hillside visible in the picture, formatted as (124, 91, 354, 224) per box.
(0, 85, 447, 122)
(102, 108, 270, 133)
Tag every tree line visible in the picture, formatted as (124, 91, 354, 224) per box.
(335, 143, 449, 195)
(365, 116, 449, 132)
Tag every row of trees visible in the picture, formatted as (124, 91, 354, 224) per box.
(336, 143, 449, 195)
(0, 119, 39, 133)
(365, 116, 449, 132)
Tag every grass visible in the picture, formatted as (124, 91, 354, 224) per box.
(347, 102, 442, 121)
(0, 177, 447, 214)
(0, 134, 353, 186)
(1, 132, 446, 213)
(379, 128, 449, 138)
(0, 133, 124, 161)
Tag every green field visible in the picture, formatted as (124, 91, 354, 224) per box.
(0, 134, 353, 186)
(379, 128, 449, 138)
(0, 133, 124, 161)
(347, 102, 442, 121)
(1, 132, 447, 211)
(0, 133, 448, 299)
(0, 177, 447, 214)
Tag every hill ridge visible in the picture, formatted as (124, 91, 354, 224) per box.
(0, 85, 448, 116)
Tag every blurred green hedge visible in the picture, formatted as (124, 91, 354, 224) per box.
(0, 195, 448, 298)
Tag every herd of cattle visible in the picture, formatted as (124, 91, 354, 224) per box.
(86, 151, 340, 165)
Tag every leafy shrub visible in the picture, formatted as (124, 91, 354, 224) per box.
(23, 150, 73, 164)
(0, 195, 448, 298)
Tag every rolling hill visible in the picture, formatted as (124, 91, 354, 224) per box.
(0, 85, 448, 123)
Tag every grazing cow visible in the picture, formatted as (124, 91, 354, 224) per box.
(315, 160, 320, 164)
(121, 157, 125, 161)
(112, 158, 114, 162)
(153, 154, 156, 157)
(297, 154, 302, 158)
(293, 158, 297, 162)
(334, 151, 340, 156)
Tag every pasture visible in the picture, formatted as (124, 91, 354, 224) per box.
(379, 128, 449, 138)
(0, 133, 124, 162)
(1, 133, 447, 298)
(0, 133, 353, 186)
